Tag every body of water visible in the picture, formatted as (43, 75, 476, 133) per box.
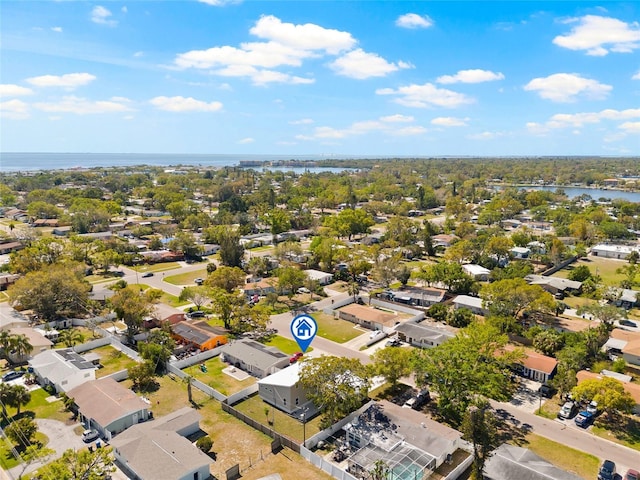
(518, 185, 640, 203)
(0, 152, 355, 173)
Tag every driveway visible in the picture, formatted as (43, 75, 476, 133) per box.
(8, 418, 85, 478)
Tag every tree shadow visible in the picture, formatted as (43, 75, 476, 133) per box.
(493, 408, 531, 446)
(596, 414, 640, 448)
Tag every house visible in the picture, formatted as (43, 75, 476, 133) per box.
(201, 244, 220, 256)
(607, 287, 639, 309)
(68, 377, 150, 440)
(110, 407, 211, 480)
(220, 339, 289, 378)
(577, 370, 640, 415)
(452, 295, 487, 316)
(344, 401, 462, 477)
(31, 218, 60, 228)
(171, 321, 228, 351)
(0, 274, 20, 291)
(395, 322, 454, 349)
(52, 226, 73, 236)
(338, 304, 398, 331)
(431, 234, 458, 248)
(591, 244, 640, 260)
(3, 327, 53, 363)
(527, 241, 547, 254)
(304, 269, 334, 286)
(605, 328, 640, 366)
(510, 247, 531, 259)
(524, 275, 582, 295)
(388, 287, 446, 307)
(484, 444, 583, 480)
(506, 346, 558, 383)
(257, 362, 313, 414)
(29, 348, 98, 393)
(242, 278, 277, 297)
(462, 264, 491, 281)
(0, 242, 23, 255)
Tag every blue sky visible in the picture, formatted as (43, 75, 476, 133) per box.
(1, 1, 639, 156)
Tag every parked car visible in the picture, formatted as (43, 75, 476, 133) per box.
(586, 400, 599, 415)
(558, 401, 577, 419)
(537, 384, 556, 398)
(403, 389, 430, 410)
(289, 352, 303, 364)
(574, 411, 594, 427)
(385, 338, 401, 347)
(625, 469, 639, 480)
(620, 319, 637, 328)
(369, 330, 383, 340)
(296, 287, 310, 294)
(81, 429, 100, 443)
(598, 460, 616, 480)
(2, 371, 24, 382)
(187, 311, 206, 318)
(141, 272, 154, 278)
(194, 278, 204, 285)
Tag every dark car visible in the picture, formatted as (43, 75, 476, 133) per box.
(141, 272, 154, 278)
(537, 384, 556, 398)
(574, 411, 594, 427)
(187, 311, 206, 318)
(598, 460, 616, 480)
(620, 319, 637, 328)
(385, 338, 401, 347)
(1, 371, 24, 382)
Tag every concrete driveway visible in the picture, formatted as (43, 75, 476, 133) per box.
(8, 418, 86, 478)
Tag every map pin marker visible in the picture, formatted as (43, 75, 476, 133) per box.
(290, 314, 318, 353)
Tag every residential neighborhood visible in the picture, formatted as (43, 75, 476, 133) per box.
(0, 157, 639, 480)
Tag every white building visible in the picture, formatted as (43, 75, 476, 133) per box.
(257, 363, 313, 415)
(591, 244, 640, 260)
(29, 348, 98, 393)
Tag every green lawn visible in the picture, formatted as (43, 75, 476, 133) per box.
(182, 356, 255, 396)
(233, 393, 323, 442)
(0, 431, 48, 471)
(91, 345, 139, 378)
(133, 262, 181, 273)
(264, 335, 313, 355)
(592, 414, 640, 450)
(311, 312, 362, 343)
(520, 433, 600, 479)
(1, 388, 70, 425)
(554, 256, 629, 287)
(164, 268, 208, 285)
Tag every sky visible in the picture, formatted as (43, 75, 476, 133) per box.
(1, 1, 639, 157)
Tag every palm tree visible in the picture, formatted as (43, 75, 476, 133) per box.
(0, 330, 12, 358)
(59, 329, 84, 348)
(183, 375, 193, 404)
(9, 334, 33, 360)
(0, 383, 13, 418)
(10, 385, 31, 416)
(347, 280, 360, 300)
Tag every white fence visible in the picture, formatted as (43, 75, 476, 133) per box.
(304, 401, 375, 450)
(73, 337, 110, 353)
(225, 384, 259, 405)
(301, 447, 359, 480)
(443, 453, 473, 480)
(103, 369, 129, 382)
(169, 346, 223, 369)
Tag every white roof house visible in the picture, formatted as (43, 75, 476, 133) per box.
(452, 295, 487, 315)
(257, 362, 314, 415)
(304, 269, 334, 285)
(29, 348, 97, 393)
(462, 264, 490, 280)
(591, 244, 640, 260)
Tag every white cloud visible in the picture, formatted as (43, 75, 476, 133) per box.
(619, 122, 640, 134)
(380, 114, 414, 123)
(431, 116, 469, 127)
(34, 96, 132, 115)
(26, 73, 96, 89)
(249, 15, 356, 55)
(330, 49, 412, 79)
(121, 6, 128, 13)
(290, 118, 314, 125)
(133, 51, 144, 58)
(0, 99, 29, 119)
(0, 84, 34, 97)
(149, 96, 223, 112)
(553, 15, 640, 56)
(633, 71, 640, 80)
(238, 137, 254, 144)
(436, 69, 505, 84)
(467, 131, 505, 140)
(527, 108, 640, 136)
(390, 126, 427, 136)
(396, 13, 434, 29)
(198, 0, 240, 5)
(376, 83, 473, 108)
(91, 6, 117, 26)
(524, 73, 611, 102)
(51, 26, 63, 33)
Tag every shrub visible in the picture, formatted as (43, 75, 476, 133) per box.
(196, 436, 213, 453)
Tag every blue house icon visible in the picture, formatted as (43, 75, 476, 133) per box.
(296, 318, 312, 338)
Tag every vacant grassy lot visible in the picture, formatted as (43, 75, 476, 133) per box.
(264, 335, 313, 355)
(312, 312, 362, 343)
(182, 356, 255, 396)
(520, 433, 599, 479)
(120, 373, 329, 480)
(592, 414, 640, 450)
(91, 345, 139, 378)
(164, 268, 208, 285)
(554, 256, 628, 287)
(133, 262, 181, 273)
(233, 393, 323, 443)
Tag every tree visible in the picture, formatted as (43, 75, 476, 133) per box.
(263, 208, 291, 244)
(139, 329, 175, 373)
(480, 278, 554, 318)
(532, 329, 564, 356)
(218, 229, 244, 268)
(9, 334, 33, 360)
(196, 435, 213, 453)
(33, 446, 115, 480)
(427, 303, 450, 323)
(168, 231, 203, 259)
(576, 303, 627, 325)
(412, 322, 520, 425)
(184, 375, 194, 404)
(58, 328, 85, 348)
(109, 285, 159, 339)
(128, 361, 156, 391)
(8, 262, 91, 321)
(15, 444, 55, 480)
(369, 459, 390, 480)
(572, 377, 635, 417)
(209, 287, 245, 330)
(370, 255, 401, 288)
(277, 266, 307, 299)
(461, 402, 499, 480)
(448, 308, 475, 328)
(346, 281, 360, 300)
(179, 286, 210, 311)
(5, 417, 37, 449)
(370, 347, 412, 389)
(298, 356, 370, 428)
(206, 266, 247, 293)
(0, 383, 14, 417)
(90, 249, 121, 274)
(567, 265, 592, 282)
(9, 385, 31, 416)
(324, 208, 374, 240)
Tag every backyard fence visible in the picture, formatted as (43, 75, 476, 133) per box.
(169, 346, 223, 369)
